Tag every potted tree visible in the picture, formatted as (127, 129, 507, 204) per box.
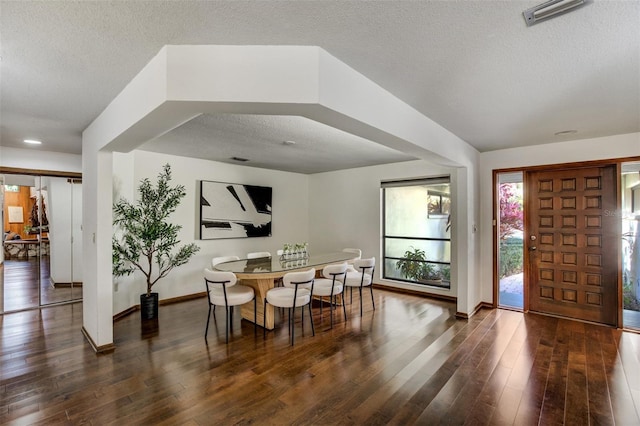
(396, 247, 442, 285)
(112, 164, 200, 320)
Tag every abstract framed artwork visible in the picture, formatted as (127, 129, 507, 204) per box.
(199, 180, 272, 239)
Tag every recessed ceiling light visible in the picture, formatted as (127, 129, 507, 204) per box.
(24, 139, 42, 145)
(282, 140, 296, 146)
(554, 130, 577, 136)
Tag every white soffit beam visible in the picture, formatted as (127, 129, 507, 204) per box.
(83, 45, 478, 168)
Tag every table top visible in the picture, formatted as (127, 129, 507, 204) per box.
(4, 238, 49, 245)
(212, 251, 355, 275)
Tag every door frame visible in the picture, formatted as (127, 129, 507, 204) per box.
(493, 157, 640, 327)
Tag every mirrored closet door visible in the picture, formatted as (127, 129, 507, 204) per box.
(1, 171, 82, 313)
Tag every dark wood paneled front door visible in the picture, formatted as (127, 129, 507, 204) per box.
(526, 165, 618, 326)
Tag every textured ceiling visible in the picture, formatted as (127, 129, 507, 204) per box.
(1, 1, 639, 173)
(141, 114, 417, 174)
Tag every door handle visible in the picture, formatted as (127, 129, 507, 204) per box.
(529, 246, 537, 251)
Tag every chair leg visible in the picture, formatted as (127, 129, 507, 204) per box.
(308, 303, 315, 336)
(224, 306, 233, 343)
(291, 306, 296, 346)
(342, 294, 347, 321)
(370, 286, 375, 310)
(320, 297, 324, 317)
(286, 308, 290, 336)
(359, 287, 363, 316)
(350, 287, 353, 304)
(205, 304, 212, 340)
(329, 296, 334, 329)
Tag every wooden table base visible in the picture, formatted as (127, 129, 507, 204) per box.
(239, 278, 275, 329)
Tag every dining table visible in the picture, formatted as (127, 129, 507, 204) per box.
(212, 251, 357, 330)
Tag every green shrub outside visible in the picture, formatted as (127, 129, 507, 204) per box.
(622, 271, 640, 311)
(499, 237, 523, 278)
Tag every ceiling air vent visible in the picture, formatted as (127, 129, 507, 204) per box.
(230, 156, 249, 162)
(523, 0, 590, 26)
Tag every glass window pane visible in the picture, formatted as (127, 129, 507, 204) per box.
(385, 238, 450, 263)
(497, 174, 524, 309)
(385, 185, 450, 239)
(622, 161, 640, 330)
(383, 178, 451, 288)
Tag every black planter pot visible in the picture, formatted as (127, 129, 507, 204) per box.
(140, 292, 159, 320)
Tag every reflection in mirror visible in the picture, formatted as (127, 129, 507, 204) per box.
(1, 173, 82, 313)
(1, 174, 41, 311)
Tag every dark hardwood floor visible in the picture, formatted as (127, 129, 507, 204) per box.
(1, 288, 639, 425)
(1, 257, 82, 312)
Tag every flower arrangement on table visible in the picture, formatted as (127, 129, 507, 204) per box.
(280, 242, 309, 261)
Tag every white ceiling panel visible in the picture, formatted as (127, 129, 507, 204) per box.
(1, 1, 638, 173)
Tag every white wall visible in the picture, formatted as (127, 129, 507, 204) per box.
(0, 147, 82, 173)
(112, 154, 481, 315)
(309, 160, 460, 300)
(72, 182, 83, 282)
(112, 150, 310, 316)
(112, 152, 136, 314)
(479, 132, 640, 304)
(83, 45, 480, 347)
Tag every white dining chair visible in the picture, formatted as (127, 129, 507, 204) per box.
(312, 262, 348, 328)
(204, 268, 256, 343)
(247, 251, 271, 259)
(343, 248, 362, 273)
(344, 257, 376, 317)
(264, 268, 315, 345)
(210, 256, 240, 314)
(212, 255, 240, 268)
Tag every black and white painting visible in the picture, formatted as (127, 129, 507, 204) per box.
(200, 181, 272, 239)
